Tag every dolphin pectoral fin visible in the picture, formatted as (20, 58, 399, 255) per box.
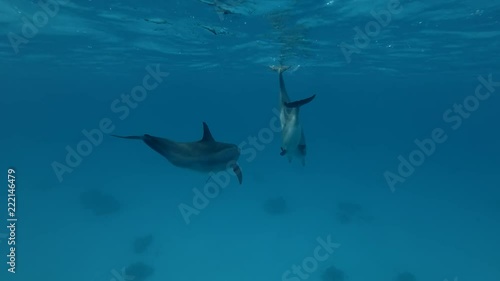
(284, 94, 316, 108)
(298, 144, 306, 155)
(280, 147, 287, 156)
(298, 144, 306, 166)
(232, 164, 243, 185)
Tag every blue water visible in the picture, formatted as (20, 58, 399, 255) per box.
(1, 0, 499, 280)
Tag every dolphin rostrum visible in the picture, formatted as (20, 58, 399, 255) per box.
(270, 65, 316, 166)
(112, 122, 243, 184)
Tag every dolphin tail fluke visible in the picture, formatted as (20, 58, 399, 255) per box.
(111, 134, 144, 140)
(284, 94, 316, 108)
(269, 65, 291, 74)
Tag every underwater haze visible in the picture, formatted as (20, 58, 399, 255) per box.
(1, 0, 499, 281)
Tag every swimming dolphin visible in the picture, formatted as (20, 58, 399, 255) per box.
(270, 65, 316, 165)
(111, 122, 243, 184)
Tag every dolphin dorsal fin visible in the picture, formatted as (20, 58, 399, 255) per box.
(201, 122, 215, 142)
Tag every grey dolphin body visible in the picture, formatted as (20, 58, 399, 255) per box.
(270, 65, 316, 166)
(112, 122, 243, 184)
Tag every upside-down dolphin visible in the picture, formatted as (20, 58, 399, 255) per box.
(112, 122, 243, 184)
(270, 65, 316, 165)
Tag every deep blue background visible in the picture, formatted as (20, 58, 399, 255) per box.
(0, 0, 499, 281)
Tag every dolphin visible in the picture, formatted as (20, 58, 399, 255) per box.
(111, 122, 243, 184)
(270, 65, 316, 166)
